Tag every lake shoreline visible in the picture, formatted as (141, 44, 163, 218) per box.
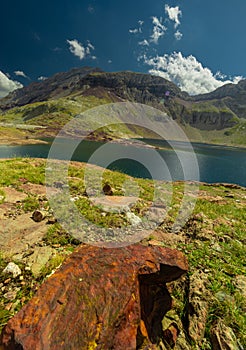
(0, 133, 246, 151)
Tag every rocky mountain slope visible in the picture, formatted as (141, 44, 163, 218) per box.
(0, 67, 246, 146)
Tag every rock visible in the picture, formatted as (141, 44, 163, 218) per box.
(211, 321, 243, 350)
(3, 288, 20, 301)
(162, 310, 190, 350)
(188, 271, 210, 343)
(215, 291, 234, 303)
(102, 183, 113, 195)
(162, 322, 179, 348)
(47, 216, 57, 224)
(0, 244, 188, 350)
(126, 211, 142, 226)
(234, 275, 246, 298)
(25, 246, 54, 277)
(32, 209, 47, 222)
(2, 262, 22, 278)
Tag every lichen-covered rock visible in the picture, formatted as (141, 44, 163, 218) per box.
(188, 271, 210, 343)
(211, 321, 243, 350)
(0, 244, 188, 350)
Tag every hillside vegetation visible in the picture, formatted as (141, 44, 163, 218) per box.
(0, 68, 245, 146)
(0, 158, 245, 349)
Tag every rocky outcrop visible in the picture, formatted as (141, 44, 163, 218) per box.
(0, 244, 188, 350)
(211, 321, 244, 350)
(0, 67, 102, 110)
(181, 110, 236, 130)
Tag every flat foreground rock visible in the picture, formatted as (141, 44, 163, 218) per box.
(0, 244, 188, 350)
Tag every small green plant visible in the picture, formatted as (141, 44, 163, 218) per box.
(22, 195, 40, 212)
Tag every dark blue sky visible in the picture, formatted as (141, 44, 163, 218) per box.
(1, 0, 246, 96)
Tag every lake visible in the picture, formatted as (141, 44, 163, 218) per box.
(0, 138, 245, 187)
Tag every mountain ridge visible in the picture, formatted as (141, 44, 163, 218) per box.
(0, 67, 245, 146)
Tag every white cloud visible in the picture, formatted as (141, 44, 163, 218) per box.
(129, 28, 139, 34)
(67, 39, 95, 60)
(38, 76, 48, 81)
(0, 71, 23, 98)
(139, 39, 149, 46)
(174, 30, 183, 41)
(87, 41, 95, 51)
(67, 39, 85, 60)
(129, 20, 144, 35)
(150, 17, 167, 44)
(144, 52, 243, 95)
(165, 5, 182, 28)
(14, 70, 29, 79)
(129, 20, 144, 34)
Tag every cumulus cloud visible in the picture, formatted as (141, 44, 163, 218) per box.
(67, 39, 95, 60)
(144, 52, 243, 95)
(165, 5, 182, 28)
(150, 17, 167, 44)
(67, 39, 85, 60)
(0, 71, 23, 98)
(174, 30, 183, 41)
(14, 70, 29, 79)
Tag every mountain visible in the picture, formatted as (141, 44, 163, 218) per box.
(0, 67, 245, 146)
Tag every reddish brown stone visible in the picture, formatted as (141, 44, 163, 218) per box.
(0, 244, 188, 350)
(163, 322, 180, 348)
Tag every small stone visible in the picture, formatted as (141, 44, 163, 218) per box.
(52, 244, 61, 248)
(19, 276, 24, 281)
(234, 275, 246, 298)
(5, 303, 13, 311)
(212, 243, 222, 252)
(4, 278, 11, 285)
(47, 216, 57, 224)
(4, 290, 17, 301)
(3, 262, 22, 278)
(126, 212, 142, 226)
(215, 291, 234, 303)
(103, 183, 113, 195)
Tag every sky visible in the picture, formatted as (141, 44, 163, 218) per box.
(1, 0, 246, 97)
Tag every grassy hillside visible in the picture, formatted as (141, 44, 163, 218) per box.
(0, 158, 245, 348)
(0, 91, 246, 146)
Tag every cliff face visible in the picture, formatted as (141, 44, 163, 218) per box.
(0, 67, 245, 132)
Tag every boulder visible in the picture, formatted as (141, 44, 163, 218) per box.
(0, 244, 188, 350)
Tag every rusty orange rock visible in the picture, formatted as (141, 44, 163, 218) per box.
(0, 244, 188, 350)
